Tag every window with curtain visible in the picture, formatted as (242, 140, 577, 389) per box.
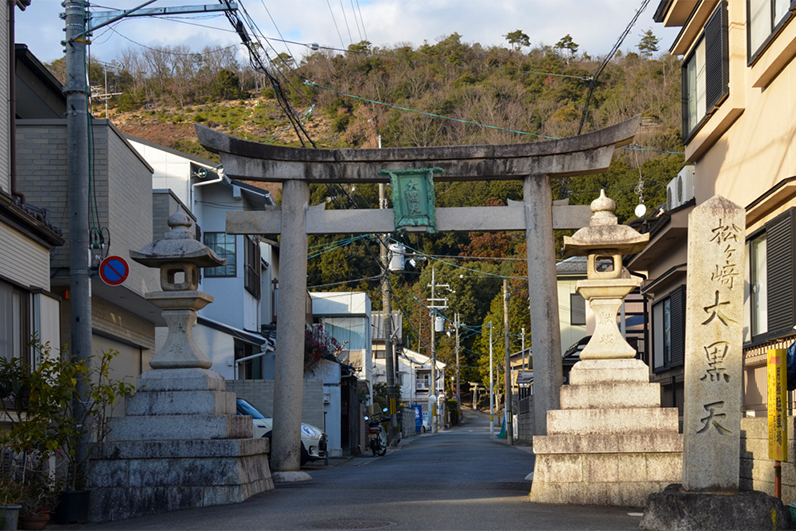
(748, 0, 794, 60)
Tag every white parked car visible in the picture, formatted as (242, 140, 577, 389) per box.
(236, 398, 327, 465)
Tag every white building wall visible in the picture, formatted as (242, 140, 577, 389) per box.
(307, 360, 343, 457)
(0, 224, 50, 289)
(33, 292, 60, 351)
(129, 140, 193, 206)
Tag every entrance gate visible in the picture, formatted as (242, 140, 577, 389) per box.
(197, 116, 640, 472)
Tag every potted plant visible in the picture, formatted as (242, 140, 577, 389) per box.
(17, 477, 59, 530)
(0, 341, 133, 526)
(50, 349, 134, 525)
(0, 476, 23, 531)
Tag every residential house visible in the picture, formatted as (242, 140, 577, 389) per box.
(0, 2, 64, 364)
(648, 0, 796, 495)
(648, 0, 796, 413)
(15, 43, 160, 386)
(125, 135, 278, 380)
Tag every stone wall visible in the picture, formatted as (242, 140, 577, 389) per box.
(226, 379, 325, 430)
(516, 395, 534, 443)
(741, 416, 796, 502)
(400, 408, 417, 439)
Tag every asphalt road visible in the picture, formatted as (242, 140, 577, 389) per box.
(88, 409, 645, 530)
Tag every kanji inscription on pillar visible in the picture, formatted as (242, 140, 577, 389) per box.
(380, 167, 442, 233)
(682, 195, 745, 491)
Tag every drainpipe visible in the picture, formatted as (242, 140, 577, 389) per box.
(8, 0, 24, 204)
(190, 165, 223, 212)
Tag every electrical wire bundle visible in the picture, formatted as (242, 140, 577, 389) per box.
(218, 0, 317, 148)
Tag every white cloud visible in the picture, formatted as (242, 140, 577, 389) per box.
(17, 0, 679, 65)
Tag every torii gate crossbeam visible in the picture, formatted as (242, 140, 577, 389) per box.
(197, 116, 640, 474)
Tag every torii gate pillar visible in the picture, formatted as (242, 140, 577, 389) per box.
(524, 175, 563, 435)
(197, 116, 640, 473)
(272, 179, 310, 472)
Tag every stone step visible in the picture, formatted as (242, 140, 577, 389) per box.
(136, 368, 226, 392)
(530, 478, 672, 507)
(560, 381, 662, 409)
(567, 358, 651, 385)
(125, 390, 237, 416)
(532, 451, 682, 485)
(533, 433, 683, 454)
(107, 414, 252, 441)
(547, 407, 680, 436)
(93, 438, 268, 460)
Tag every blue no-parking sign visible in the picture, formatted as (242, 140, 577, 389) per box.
(99, 256, 130, 286)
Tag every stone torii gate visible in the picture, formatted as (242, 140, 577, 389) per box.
(196, 116, 640, 474)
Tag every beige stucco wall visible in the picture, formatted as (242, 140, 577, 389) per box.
(0, 223, 50, 289)
(685, 0, 796, 208)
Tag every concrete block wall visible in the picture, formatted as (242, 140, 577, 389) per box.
(741, 416, 796, 502)
(226, 379, 325, 430)
(516, 395, 535, 443)
(16, 121, 69, 266)
(400, 408, 417, 438)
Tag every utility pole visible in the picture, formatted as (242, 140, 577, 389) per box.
(521, 327, 526, 370)
(64, 0, 92, 470)
(489, 321, 494, 436)
(378, 134, 398, 445)
(455, 312, 460, 412)
(503, 279, 513, 445)
(427, 266, 449, 434)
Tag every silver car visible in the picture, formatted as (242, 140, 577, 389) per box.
(236, 398, 327, 465)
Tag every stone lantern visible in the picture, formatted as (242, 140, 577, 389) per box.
(563, 190, 649, 359)
(130, 211, 222, 370)
(530, 190, 682, 507)
(88, 212, 272, 522)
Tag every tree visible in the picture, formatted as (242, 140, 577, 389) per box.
(504, 30, 530, 51)
(555, 34, 579, 62)
(638, 29, 660, 58)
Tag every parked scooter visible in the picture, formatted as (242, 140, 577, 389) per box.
(364, 408, 389, 457)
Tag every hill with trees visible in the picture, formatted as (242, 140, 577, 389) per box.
(48, 31, 685, 398)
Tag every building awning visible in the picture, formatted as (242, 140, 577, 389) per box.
(197, 316, 272, 349)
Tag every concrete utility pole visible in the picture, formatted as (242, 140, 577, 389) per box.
(430, 268, 437, 434)
(64, 0, 92, 469)
(427, 266, 450, 434)
(455, 313, 460, 412)
(503, 279, 513, 445)
(489, 322, 494, 436)
(378, 157, 397, 444)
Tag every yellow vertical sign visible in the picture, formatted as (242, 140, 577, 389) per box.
(768, 349, 788, 462)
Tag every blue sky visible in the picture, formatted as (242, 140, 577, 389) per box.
(18, 0, 679, 66)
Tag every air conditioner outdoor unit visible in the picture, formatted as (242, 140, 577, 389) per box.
(666, 166, 695, 210)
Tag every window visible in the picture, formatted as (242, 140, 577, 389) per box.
(570, 293, 586, 326)
(746, 233, 768, 340)
(417, 372, 430, 390)
(682, 2, 729, 139)
(319, 317, 369, 351)
(204, 233, 236, 277)
(748, 0, 794, 60)
(744, 208, 796, 344)
(652, 286, 685, 372)
(244, 236, 261, 298)
(0, 280, 30, 363)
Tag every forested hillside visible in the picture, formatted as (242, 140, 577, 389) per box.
(49, 32, 685, 393)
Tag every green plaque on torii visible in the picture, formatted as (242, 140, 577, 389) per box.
(379, 167, 443, 233)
